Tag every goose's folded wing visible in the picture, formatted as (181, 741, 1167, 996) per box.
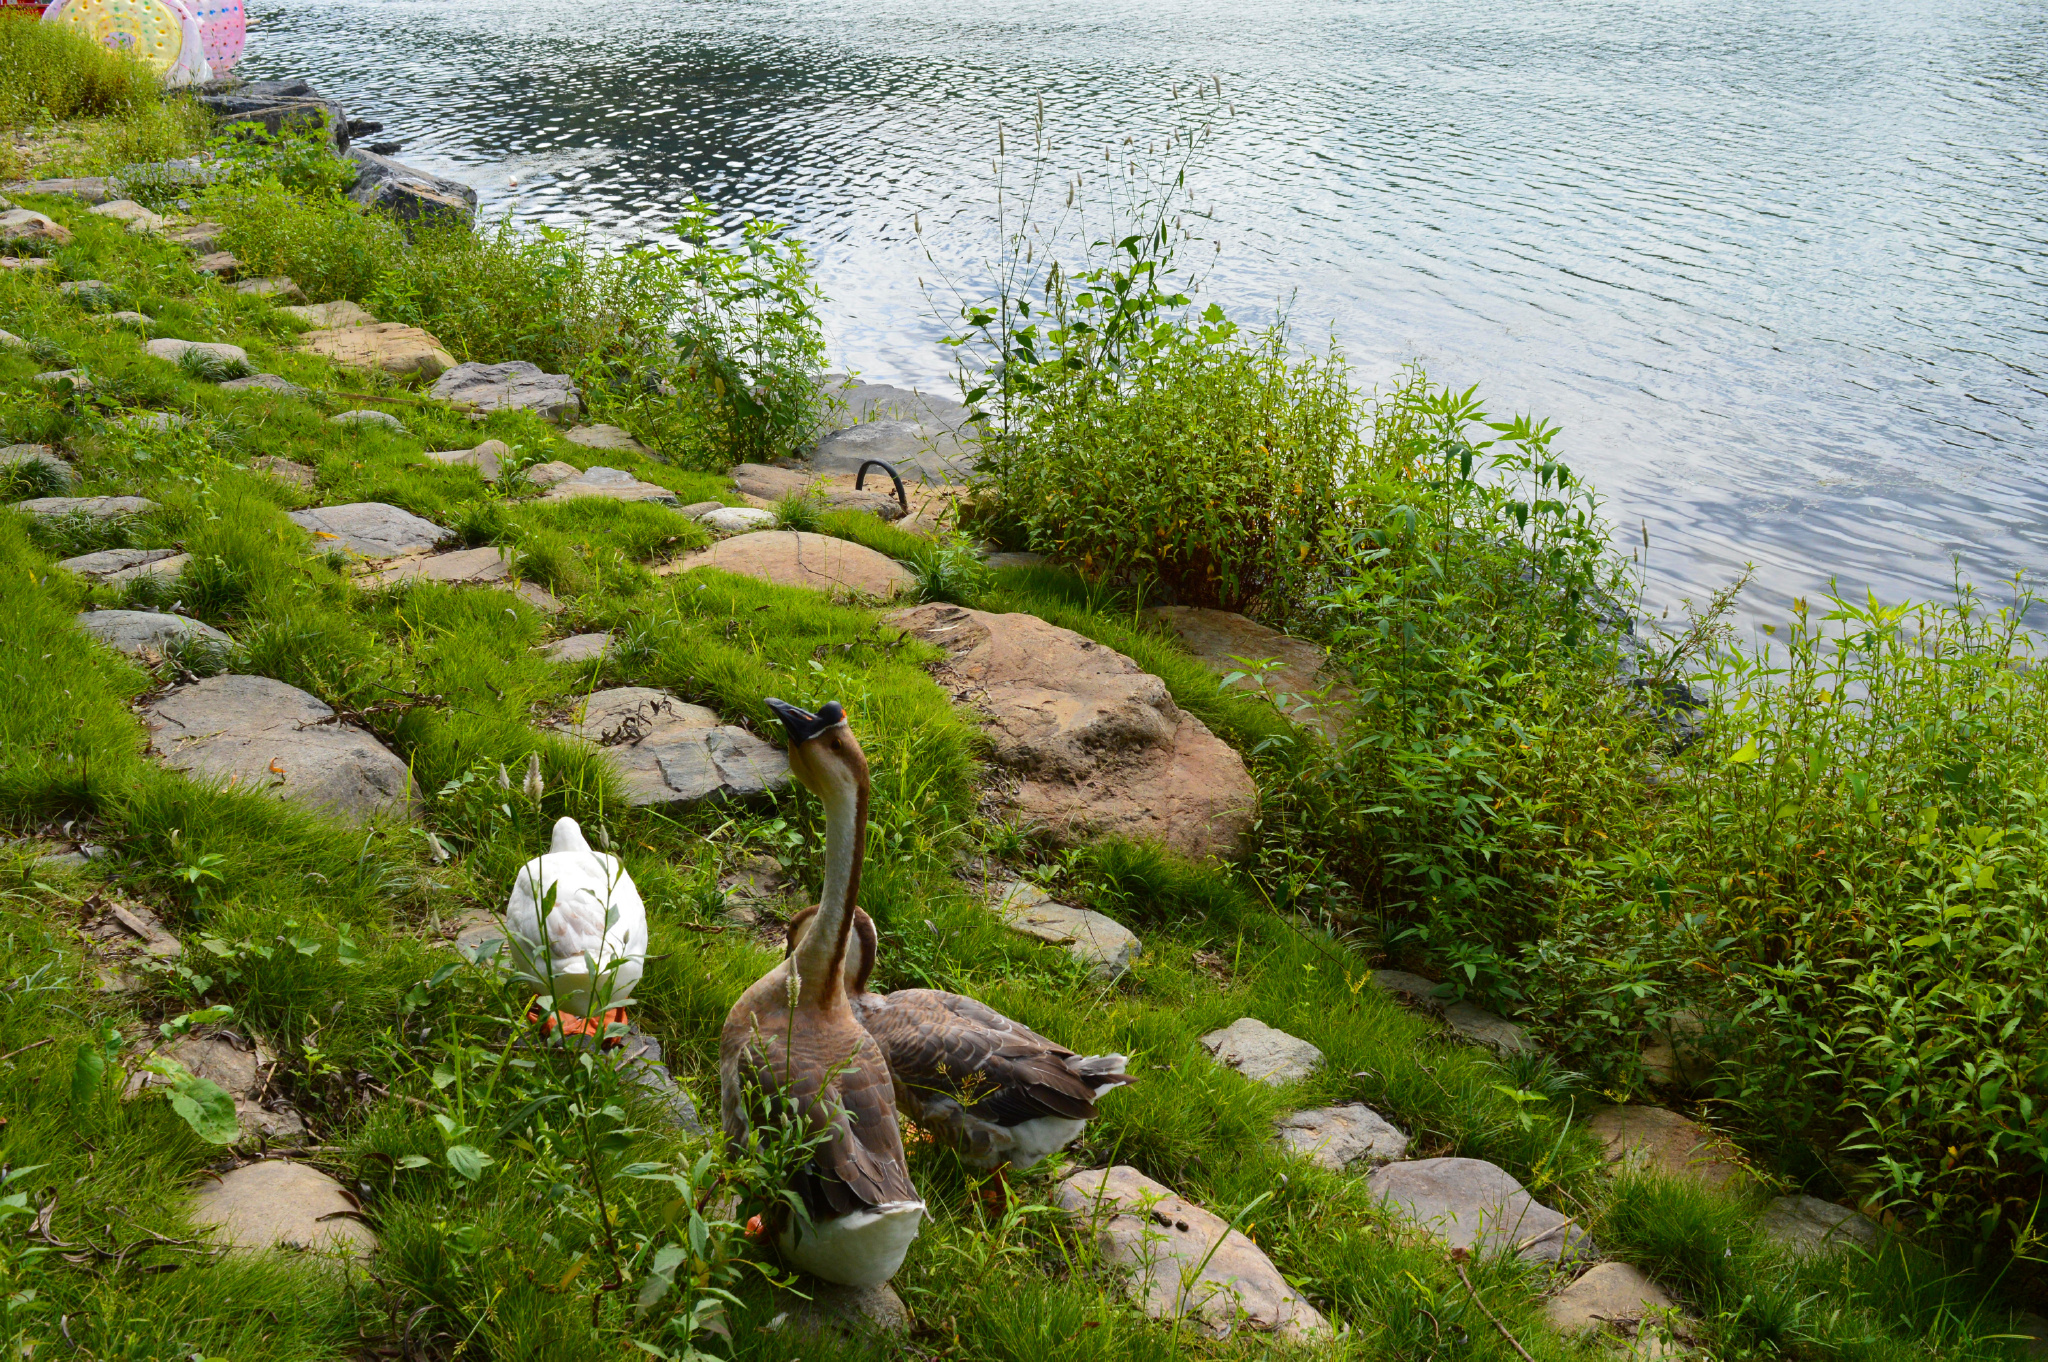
(868, 993, 1101, 1123)
(812, 1037, 918, 1211)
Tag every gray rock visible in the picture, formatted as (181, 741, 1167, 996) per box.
(1199, 1017, 1323, 1087)
(193, 251, 239, 279)
(991, 880, 1140, 979)
(1054, 1165, 1329, 1342)
(110, 158, 218, 194)
(76, 609, 229, 658)
(249, 456, 317, 488)
(199, 80, 349, 151)
(771, 1280, 910, 1337)
(162, 220, 226, 254)
(145, 337, 249, 372)
(289, 502, 449, 559)
(57, 279, 114, 307)
(542, 632, 613, 662)
(811, 418, 978, 484)
(1372, 969, 1531, 1055)
(328, 409, 406, 432)
(143, 674, 414, 822)
(1589, 1106, 1746, 1192)
(522, 460, 579, 489)
(280, 299, 375, 329)
(551, 686, 790, 807)
(0, 444, 76, 487)
(232, 275, 306, 303)
(0, 176, 112, 203)
(0, 257, 56, 274)
(94, 310, 152, 328)
(679, 500, 724, 519)
(189, 1161, 376, 1257)
(1756, 1195, 1881, 1255)
(14, 495, 154, 519)
(220, 374, 311, 399)
(424, 438, 509, 481)
(700, 506, 776, 534)
(564, 423, 649, 453)
(0, 330, 26, 351)
(1274, 1103, 1409, 1170)
(1367, 1157, 1597, 1265)
(367, 545, 513, 588)
(345, 148, 476, 225)
(1546, 1261, 1681, 1340)
(88, 199, 166, 233)
(542, 466, 678, 505)
(611, 1029, 703, 1134)
(983, 551, 1046, 569)
(32, 370, 91, 392)
(430, 360, 580, 421)
(0, 208, 72, 248)
(127, 412, 187, 432)
(58, 547, 188, 584)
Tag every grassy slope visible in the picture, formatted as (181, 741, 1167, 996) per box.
(0, 181, 2027, 1362)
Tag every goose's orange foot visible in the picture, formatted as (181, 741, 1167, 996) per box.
(526, 1006, 630, 1045)
(744, 1214, 767, 1240)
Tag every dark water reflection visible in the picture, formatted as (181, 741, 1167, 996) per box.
(242, 0, 2048, 637)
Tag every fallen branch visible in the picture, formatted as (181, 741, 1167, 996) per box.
(1451, 1254, 1537, 1362)
(0, 1036, 55, 1064)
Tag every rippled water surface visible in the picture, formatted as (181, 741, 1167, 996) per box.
(241, 0, 2048, 628)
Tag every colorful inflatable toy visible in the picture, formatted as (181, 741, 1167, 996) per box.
(40, 0, 211, 85)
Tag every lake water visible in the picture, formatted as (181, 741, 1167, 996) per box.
(240, 0, 2048, 636)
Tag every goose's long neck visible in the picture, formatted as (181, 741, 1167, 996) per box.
(794, 765, 866, 1009)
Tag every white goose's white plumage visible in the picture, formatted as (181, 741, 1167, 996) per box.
(503, 816, 647, 1019)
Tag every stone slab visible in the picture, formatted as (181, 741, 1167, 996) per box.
(1756, 1194, 1881, 1255)
(0, 208, 71, 248)
(59, 548, 188, 585)
(221, 373, 312, 400)
(550, 686, 790, 807)
(145, 337, 249, 372)
(990, 880, 1140, 978)
(523, 460, 579, 489)
(1, 443, 75, 487)
(281, 299, 376, 329)
(1, 177, 113, 203)
(1054, 1165, 1329, 1343)
(299, 322, 454, 379)
(541, 465, 677, 505)
(1367, 1157, 1596, 1265)
(249, 456, 317, 488)
(233, 276, 306, 304)
(346, 148, 477, 225)
(811, 418, 977, 484)
(1546, 1260, 1679, 1338)
(90, 199, 167, 233)
(143, 673, 414, 823)
(701, 506, 776, 534)
(1589, 1106, 1746, 1192)
(564, 423, 649, 453)
(1274, 1103, 1410, 1170)
(430, 360, 580, 421)
(1146, 605, 1352, 741)
(290, 503, 449, 559)
(673, 530, 915, 599)
(425, 438, 509, 481)
(369, 546, 513, 588)
(1199, 1017, 1323, 1087)
(328, 409, 406, 432)
(76, 609, 228, 658)
(13, 495, 156, 521)
(190, 1161, 376, 1257)
(542, 632, 613, 662)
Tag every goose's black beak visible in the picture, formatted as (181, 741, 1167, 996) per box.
(765, 697, 846, 746)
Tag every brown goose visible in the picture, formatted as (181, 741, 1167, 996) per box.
(784, 906, 1135, 1173)
(718, 698, 924, 1287)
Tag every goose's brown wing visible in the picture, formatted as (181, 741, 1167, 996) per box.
(808, 1027, 918, 1213)
(865, 989, 1103, 1124)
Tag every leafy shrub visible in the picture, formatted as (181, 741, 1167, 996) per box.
(200, 179, 403, 303)
(0, 21, 160, 127)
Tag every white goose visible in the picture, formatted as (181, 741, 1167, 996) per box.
(503, 815, 647, 1042)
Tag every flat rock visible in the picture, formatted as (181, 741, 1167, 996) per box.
(729, 463, 811, 501)
(190, 1161, 375, 1257)
(674, 530, 915, 599)
(0, 330, 25, 351)
(1274, 1103, 1409, 1170)
(290, 503, 448, 559)
(144, 337, 249, 371)
(94, 310, 152, 328)
(1756, 1194, 1881, 1255)
(88, 198, 167, 233)
(221, 374, 310, 399)
(130, 1030, 300, 1142)
(885, 604, 1256, 859)
(523, 460, 579, 489)
(328, 409, 406, 432)
(550, 686, 790, 807)
(369, 546, 513, 588)
(32, 369, 91, 391)
(57, 279, 114, 306)
(232, 275, 305, 303)
(773, 1280, 910, 1337)
(249, 455, 317, 488)
(1146, 606, 1352, 741)
(126, 412, 187, 432)
(194, 251, 240, 279)
(611, 1029, 704, 1134)
(84, 899, 180, 957)
(1589, 1107, 1745, 1192)
(428, 438, 509, 481)
(1546, 1261, 1679, 1338)
(0, 208, 71, 247)
(430, 360, 580, 421)
(300, 322, 455, 379)
(540, 465, 676, 505)
(1199, 1017, 1323, 1087)
(281, 299, 375, 329)
(1, 443, 75, 486)
(76, 609, 226, 658)
(564, 423, 648, 453)
(59, 547, 188, 584)
(143, 674, 414, 822)
(163, 220, 226, 253)
(729, 463, 906, 521)
(1372, 969, 1533, 1056)
(701, 506, 776, 534)
(991, 880, 1140, 978)
(811, 418, 977, 484)
(14, 495, 155, 520)
(983, 550, 1045, 569)
(346, 147, 477, 224)
(1, 176, 112, 203)
(1367, 1157, 1597, 1264)
(0, 257, 56, 274)
(543, 632, 613, 662)
(680, 500, 723, 519)
(1054, 1165, 1329, 1343)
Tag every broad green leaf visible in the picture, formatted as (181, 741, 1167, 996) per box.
(1727, 738, 1760, 764)
(69, 1043, 105, 1111)
(167, 1077, 242, 1145)
(445, 1145, 492, 1182)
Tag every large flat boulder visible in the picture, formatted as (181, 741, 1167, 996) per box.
(990, 880, 1140, 979)
(425, 438, 510, 481)
(1199, 1017, 1322, 1087)
(1146, 606, 1352, 741)
(541, 466, 678, 505)
(200, 80, 349, 150)
(299, 322, 455, 379)
(1274, 1103, 1409, 1170)
(1589, 1106, 1746, 1192)
(885, 604, 1256, 859)
(1, 443, 76, 487)
(430, 361, 580, 421)
(549, 686, 789, 807)
(729, 463, 906, 521)
(0, 176, 113, 203)
(144, 338, 249, 372)
(1372, 969, 1533, 1056)
(1367, 1158, 1596, 1265)
(565, 423, 650, 454)
(0, 209, 73, 248)
(1547, 1261, 1684, 1356)
(345, 148, 477, 225)
(290, 503, 449, 559)
(368, 546, 513, 588)
(811, 418, 976, 484)
(143, 674, 414, 822)
(59, 548, 189, 584)
(190, 1161, 376, 1257)
(673, 530, 914, 599)
(1756, 1195, 1881, 1255)
(281, 299, 376, 329)
(1054, 1166, 1329, 1343)
(76, 609, 228, 659)
(14, 496, 156, 520)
